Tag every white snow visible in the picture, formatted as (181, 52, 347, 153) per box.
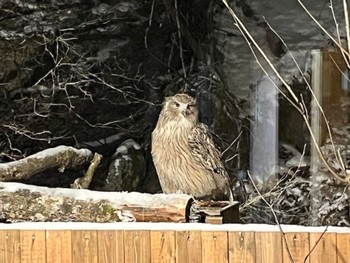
(34, 146, 92, 159)
(0, 221, 349, 233)
(115, 139, 141, 155)
(0, 182, 190, 207)
(0, 146, 92, 170)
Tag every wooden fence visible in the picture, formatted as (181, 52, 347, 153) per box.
(0, 223, 350, 263)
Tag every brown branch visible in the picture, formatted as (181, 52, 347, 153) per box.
(71, 152, 103, 189)
(303, 226, 329, 263)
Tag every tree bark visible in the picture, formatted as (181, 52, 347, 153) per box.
(0, 182, 192, 223)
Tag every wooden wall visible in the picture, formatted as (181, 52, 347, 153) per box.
(1, 226, 350, 263)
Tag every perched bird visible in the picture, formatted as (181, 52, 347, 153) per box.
(151, 93, 233, 201)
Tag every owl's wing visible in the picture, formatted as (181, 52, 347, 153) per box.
(188, 123, 224, 174)
(188, 123, 233, 200)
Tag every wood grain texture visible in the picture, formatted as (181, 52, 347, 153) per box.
(124, 230, 151, 263)
(0, 230, 21, 263)
(176, 231, 202, 263)
(46, 230, 72, 263)
(337, 234, 350, 263)
(97, 230, 124, 263)
(255, 232, 282, 263)
(20, 230, 46, 263)
(309, 233, 337, 263)
(201, 231, 228, 263)
(151, 231, 175, 263)
(72, 230, 98, 263)
(228, 231, 255, 263)
(282, 232, 310, 263)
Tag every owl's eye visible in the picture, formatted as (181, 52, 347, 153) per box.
(187, 104, 195, 110)
(175, 102, 180, 107)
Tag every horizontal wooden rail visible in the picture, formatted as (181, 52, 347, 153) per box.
(0, 223, 349, 263)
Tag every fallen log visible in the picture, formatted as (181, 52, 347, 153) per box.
(0, 146, 93, 181)
(0, 182, 193, 223)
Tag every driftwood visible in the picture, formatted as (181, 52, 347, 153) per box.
(0, 146, 94, 181)
(71, 152, 103, 189)
(0, 182, 193, 223)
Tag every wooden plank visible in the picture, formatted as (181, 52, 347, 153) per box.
(124, 230, 151, 263)
(201, 231, 228, 263)
(309, 233, 337, 263)
(151, 231, 175, 263)
(0, 230, 21, 263)
(46, 230, 72, 263)
(97, 230, 124, 263)
(72, 230, 98, 263)
(228, 231, 255, 263)
(282, 233, 310, 263)
(337, 233, 350, 263)
(20, 230, 46, 263)
(255, 232, 282, 263)
(176, 231, 202, 263)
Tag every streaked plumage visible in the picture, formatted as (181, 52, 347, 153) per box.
(151, 93, 233, 201)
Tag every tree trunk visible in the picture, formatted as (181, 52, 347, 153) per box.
(0, 182, 192, 223)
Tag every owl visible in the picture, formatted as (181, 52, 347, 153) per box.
(151, 93, 233, 201)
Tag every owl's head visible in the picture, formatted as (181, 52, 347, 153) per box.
(162, 93, 198, 123)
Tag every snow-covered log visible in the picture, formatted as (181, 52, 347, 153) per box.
(0, 182, 192, 223)
(0, 146, 93, 181)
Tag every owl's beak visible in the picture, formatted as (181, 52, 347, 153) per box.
(179, 104, 188, 116)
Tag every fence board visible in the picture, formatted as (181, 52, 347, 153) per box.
(255, 232, 282, 263)
(336, 233, 350, 263)
(72, 230, 98, 263)
(176, 231, 202, 263)
(20, 230, 46, 263)
(228, 231, 255, 263)
(46, 230, 72, 263)
(282, 232, 310, 263)
(0, 230, 20, 263)
(151, 230, 175, 263)
(0, 227, 350, 263)
(124, 230, 151, 263)
(201, 231, 228, 263)
(98, 230, 124, 263)
(309, 233, 337, 263)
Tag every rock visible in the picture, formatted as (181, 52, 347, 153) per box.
(103, 139, 145, 191)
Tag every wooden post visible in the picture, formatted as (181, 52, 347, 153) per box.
(20, 230, 46, 263)
(151, 231, 176, 263)
(337, 233, 350, 263)
(46, 230, 72, 263)
(228, 231, 256, 263)
(255, 232, 282, 263)
(176, 231, 202, 263)
(123, 230, 151, 263)
(309, 233, 337, 263)
(282, 232, 310, 263)
(72, 230, 98, 263)
(0, 230, 21, 263)
(201, 231, 228, 263)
